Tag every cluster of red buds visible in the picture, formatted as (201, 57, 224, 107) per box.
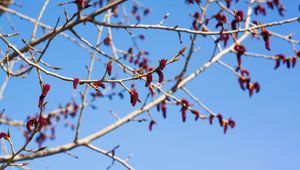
(254, 4, 267, 16)
(266, 0, 285, 16)
(215, 29, 230, 47)
(156, 100, 168, 119)
(215, 12, 227, 29)
(190, 12, 200, 30)
(26, 115, 47, 132)
(255, 1, 285, 17)
(145, 59, 167, 87)
(93, 0, 103, 8)
(209, 114, 235, 134)
(185, 0, 201, 5)
(39, 84, 50, 108)
(234, 44, 246, 67)
(236, 67, 260, 97)
(131, 4, 150, 22)
(274, 52, 299, 69)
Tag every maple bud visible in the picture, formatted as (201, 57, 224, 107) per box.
(228, 118, 236, 128)
(145, 73, 153, 87)
(223, 122, 228, 134)
(93, 81, 106, 89)
(106, 61, 112, 76)
(261, 30, 271, 51)
(181, 109, 187, 122)
(42, 84, 50, 97)
(159, 59, 167, 70)
(209, 115, 214, 125)
(234, 10, 244, 22)
(234, 44, 246, 66)
(216, 114, 223, 127)
(73, 78, 79, 89)
(103, 37, 111, 46)
(156, 69, 164, 83)
(0, 132, 9, 140)
(149, 120, 156, 131)
(190, 109, 200, 121)
(161, 102, 167, 119)
(130, 89, 139, 106)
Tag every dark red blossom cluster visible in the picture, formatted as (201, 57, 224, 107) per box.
(255, 0, 285, 17)
(215, 12, 227, 29)
(130, 4, 151, 22)
(274, 53, 299, 69)
(236, 68, 260, 97)
(215, 30, 229, 47)
(234, 44, 246, 67)
(209, 114, 235, 134)
(185, 0, 201, 5)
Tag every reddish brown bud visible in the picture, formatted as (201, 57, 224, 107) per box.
(228, 118, 236, 128)
(161, 103, 167, 119)
(223, 122, 228, 134)
(274, 59, 280, 69)
(73, 78, 80, 89)
(93, 81, 106, 89)
(292, 57, 297, 68)
(261, 30, 271, 51)
(235, 10, 244, 22)
(106, 61, 112, 76)
(216, 114, 223, 127)
(178, 47, 187, 55)
(42, 84, 50, 97)
(253, 82, 260, 93)
(159, 59, 167, 70)
(149, 120, 156, 131)
(130, 89, 139, 106)
(103, 37, 111, 46)
(190, 109, 200, 121)
(0, 132, 9, 140)
(156, 69, 164, 83)
(209, 115, 214, 125)
(181, 109, 187, 122)
(145, 73, 153, 87)
(234, 45, 246, 66)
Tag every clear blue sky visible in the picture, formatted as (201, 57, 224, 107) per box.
(0, 0, 300, 170)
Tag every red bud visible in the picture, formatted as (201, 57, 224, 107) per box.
(149, 120, 156, 131)
(159, 59, 167, 70)
(106, 61, 112, 76)
(73, 78, 80, 89)
(130, 89, 139, 106)
(156, 69, 164, 83)
(145, 73, 152, 87)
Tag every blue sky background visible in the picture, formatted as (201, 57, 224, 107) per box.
(0, 0, 300, 170)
